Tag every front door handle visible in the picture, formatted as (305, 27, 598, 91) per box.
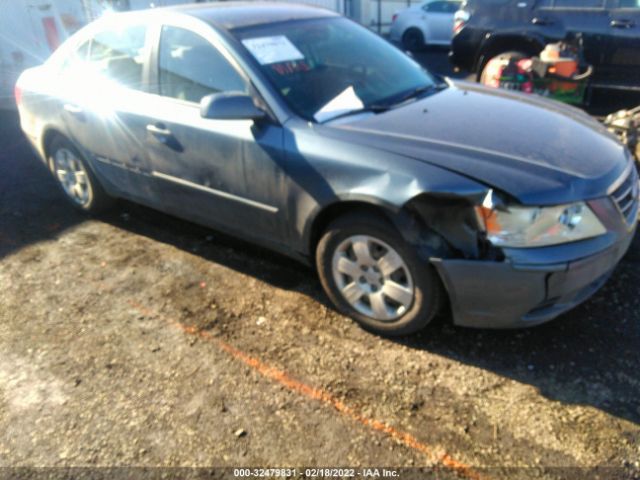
(610, 19, 635, 29)
(146, 122, 182, 151)
(532, 17, 555, 25)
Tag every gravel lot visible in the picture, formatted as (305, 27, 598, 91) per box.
(1, 52, 639, 479)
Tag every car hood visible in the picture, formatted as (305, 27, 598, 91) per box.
(327, 81, 629, 205)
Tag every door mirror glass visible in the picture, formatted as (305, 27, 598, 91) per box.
(200, 92, 266, 120)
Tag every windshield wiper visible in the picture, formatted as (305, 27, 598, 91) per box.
(388, 83, 448, 107)
(318, 81, 448, 123)
(375, 82, 448, 110)
(318, 104, 389, 123)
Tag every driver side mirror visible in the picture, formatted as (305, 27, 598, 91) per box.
(200, 92, 266, 121)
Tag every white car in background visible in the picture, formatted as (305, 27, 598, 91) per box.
(390, 0, 462, 51)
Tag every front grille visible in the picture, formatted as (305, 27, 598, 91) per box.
(611, 165, 639, 227)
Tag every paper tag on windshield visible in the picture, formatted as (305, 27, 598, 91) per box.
(314, 86, 365, 123)
(242, 36, 304, 65)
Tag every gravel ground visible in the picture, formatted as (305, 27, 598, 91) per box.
(1, 57, 640, 480)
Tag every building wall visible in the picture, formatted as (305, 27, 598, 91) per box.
(0, 0, 103, 108)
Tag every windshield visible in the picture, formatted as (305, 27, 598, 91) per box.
(232, 17, 439, 122)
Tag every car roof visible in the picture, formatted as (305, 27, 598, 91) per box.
(158, 2, 338, 30)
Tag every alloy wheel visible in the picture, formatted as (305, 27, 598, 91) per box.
(53, 148, 91, 207)
(331, 235, 415, 321)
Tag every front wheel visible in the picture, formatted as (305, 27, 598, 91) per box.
(316, 212, 443, 336)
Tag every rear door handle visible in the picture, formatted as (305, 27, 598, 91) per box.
(610, 19, 635, 28)
(146, 123, 173, 138)
(63, 103, 84, 119)
(532, 17, 554, 25)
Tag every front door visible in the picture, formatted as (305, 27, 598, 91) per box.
(143, 24, 288, 246)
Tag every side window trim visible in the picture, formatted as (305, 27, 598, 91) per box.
(148, 16, 282, 124)
(78, 20, 152, 92)
(146, 21, 163, 96)
(155, 24, 251, 106)
(164, 27, 245, 103)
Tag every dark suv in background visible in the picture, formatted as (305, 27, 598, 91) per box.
(450, 0, 640, 96)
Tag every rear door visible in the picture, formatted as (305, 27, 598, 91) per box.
(60, 19, 159, 202)
(141, 20, 288, 244)
(605, 0, 640, 88)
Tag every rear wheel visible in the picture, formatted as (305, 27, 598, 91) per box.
(316, 212, 442, 336)
(48, 136, 113, 213)
(402, 28, 425, 52)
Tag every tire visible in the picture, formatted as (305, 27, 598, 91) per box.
(316, 212, 443, 336)
(47, 136, 113, 213)
(479, 51, 527, 85)
(402, 28, 425, 52)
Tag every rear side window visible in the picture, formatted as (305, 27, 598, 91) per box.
(158, 26, 247, 104)
(88, 24, 147, 89)
(423, 1, 462, 12)
(61, 40, 91, 71)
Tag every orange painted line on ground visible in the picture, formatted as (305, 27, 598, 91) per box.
(124, 298, 488, 480)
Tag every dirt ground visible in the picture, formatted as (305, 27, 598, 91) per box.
(1, 74, 640, 478)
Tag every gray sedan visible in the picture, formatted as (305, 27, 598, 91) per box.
(16, 3, 638, 335)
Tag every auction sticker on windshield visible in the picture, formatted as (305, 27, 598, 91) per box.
(242, 36, 304, 65)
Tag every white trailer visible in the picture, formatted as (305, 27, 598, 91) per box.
(0, 1, 233, 109)
(0, 0, 106, 109)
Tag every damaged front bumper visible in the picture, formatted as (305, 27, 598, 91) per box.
(431, 200, 637, 329)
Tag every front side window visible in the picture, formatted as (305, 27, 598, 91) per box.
(88, 24, 147, 89)
(158, 26, 247, 103)
(424, 1, 461, 13)
(232, 17, 439, 122)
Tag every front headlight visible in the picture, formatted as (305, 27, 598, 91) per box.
(476, 201, 607, 248)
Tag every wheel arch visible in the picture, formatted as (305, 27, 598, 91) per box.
(404, 22, 429, 38)
(41, 127, 68, 164)
(474, 33, 546, 76)
(401, 25, 428, 49)
(40, 127, 113, 197)
(306, 199, 401, 261)
(305, 190, 487, 263)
